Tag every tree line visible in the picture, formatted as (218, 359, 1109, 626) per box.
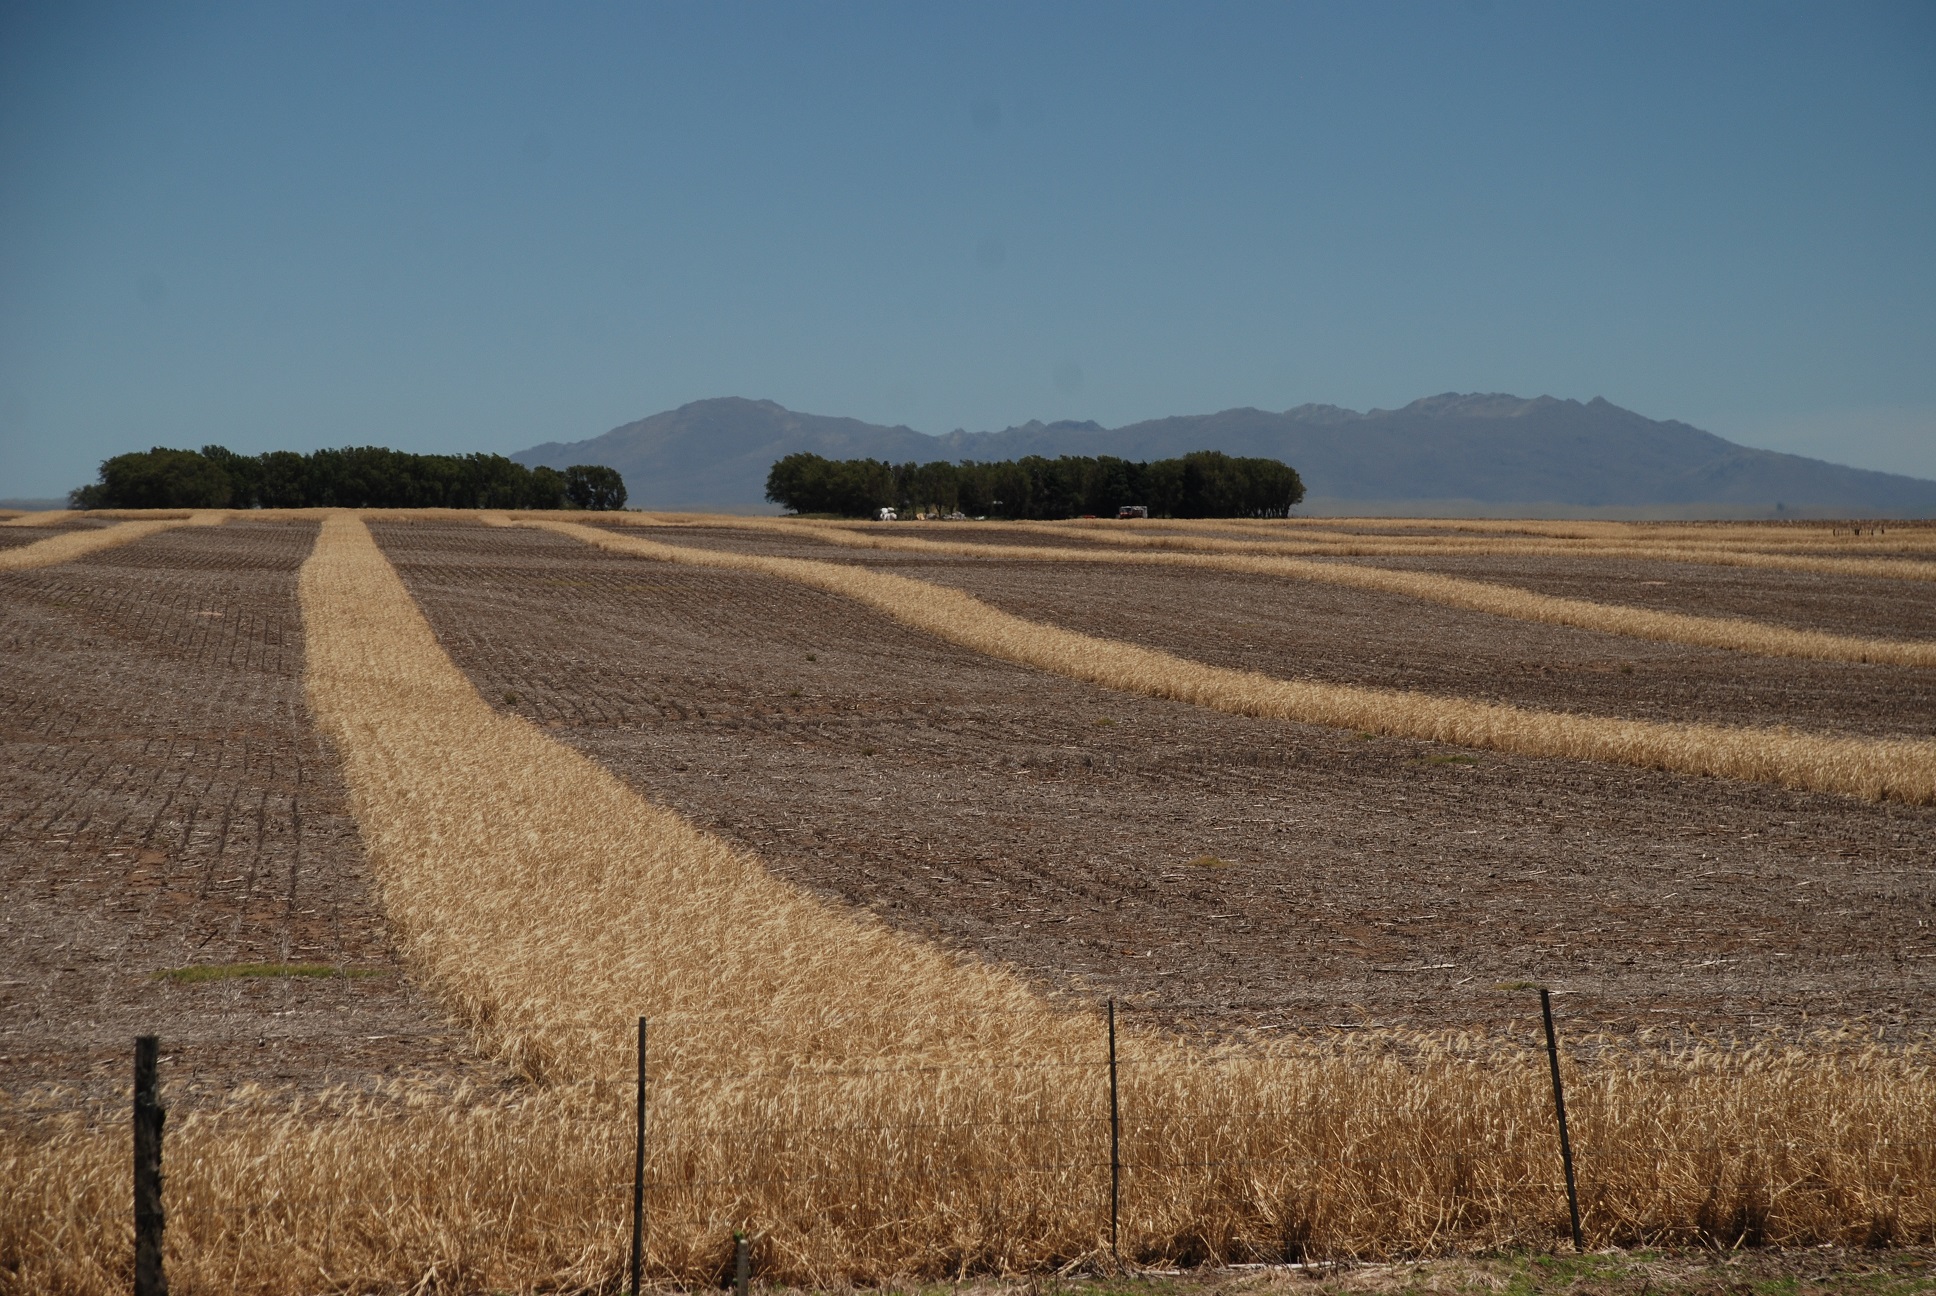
(765, 450, 1304, 519)
(69, 446, 627, 511)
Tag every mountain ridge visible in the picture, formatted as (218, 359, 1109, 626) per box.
(513, 394, 1936, 517)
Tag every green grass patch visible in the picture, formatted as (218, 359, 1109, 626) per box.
(1187, 855, 1230, 869)
(156, 963, 386, 985)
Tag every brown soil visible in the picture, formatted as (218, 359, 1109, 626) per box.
(0, 521, 499, 1111)
(376, 520, 1936, 1046)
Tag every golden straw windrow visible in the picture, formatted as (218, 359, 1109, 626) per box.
(0, 511, 223, 571)
(659, 517, 1936, 668)
(610, 509, 1936, 576)
(1158, 515, 1936, 554)
(0, 508, 81, 527)
(525, 518, 1936, 803)
(943, 518, 1936, 578)
(299, 511, 1079, 1080)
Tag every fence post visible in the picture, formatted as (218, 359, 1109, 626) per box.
(1107, 997, 1120, 1262)
(631, 1016, 647, 1295)
(734, 1230, 750, 1296)
(1539, 989, 1584, 1251)
(133, 1035, 167, 1296)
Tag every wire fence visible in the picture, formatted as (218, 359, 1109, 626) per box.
(14, 991, 1936, 1295)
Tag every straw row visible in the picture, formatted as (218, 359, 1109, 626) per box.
(0, 512, 224, 572)
(524, 519, 1936, 803)
(706, 519, 1936, 668)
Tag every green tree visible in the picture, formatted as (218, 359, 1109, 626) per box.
(78, 448, 233, 508)
(564, 464, 627, 510)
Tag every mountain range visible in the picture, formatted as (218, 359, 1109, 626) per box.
(513, 394, 1936, 517)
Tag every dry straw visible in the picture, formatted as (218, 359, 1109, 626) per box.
(919, 518, 1936, 581)
(535, 519, 1936, 804)
(7, 512, 1935, 1294)
(0, 508, 80, 527)
(1201, 515, 1936, 553)
(669, 517, 1936, 668)
(0, 512, 223, 572)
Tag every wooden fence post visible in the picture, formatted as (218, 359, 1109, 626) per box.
(1540, 989, 1585, 1251)
(1107, 997, 1121, 1261)
(134, 1035, 167, 1296)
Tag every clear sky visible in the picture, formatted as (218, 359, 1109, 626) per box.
(3, 0, 1933, 498)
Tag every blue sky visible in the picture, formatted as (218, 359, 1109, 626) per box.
(2, 0, 1933, 497)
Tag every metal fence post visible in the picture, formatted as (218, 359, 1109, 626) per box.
(134, 1035, 167, 1296)
(631, 1016, 647, 1295)
(1540, 989, 1585, 1251)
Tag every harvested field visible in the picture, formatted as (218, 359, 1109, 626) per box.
(0, 513, 222, 573)
(0, 520, 492, 1109)
(379, 520, 1936, 1040)
(1356, 551, 1936, 642)
(854, 518, 1936, 581)
(0, 516, 119, 552)
(543, 520, 1936, 802)
(7, 510, 1936, 1294)
(886, 558, 1936, 741)
(619, 516, 1936, 663)
(684, 519, 1936, 669)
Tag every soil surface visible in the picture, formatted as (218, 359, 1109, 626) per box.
(377, 520, 1936, 1046)
(0, 521, 499, 1111)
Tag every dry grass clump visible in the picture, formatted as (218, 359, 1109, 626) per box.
(0, 511, 223, 572)
(534, 520, 1936, 804)
(701, 520, 1936, 668)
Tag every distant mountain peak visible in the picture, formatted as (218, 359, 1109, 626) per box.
(1392, 392, 1576, 419)
(513, 393, 1936, 516)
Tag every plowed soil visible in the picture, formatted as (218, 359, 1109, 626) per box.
(0, 521, 497, 1110)
(377, 520, 1936, 1046)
